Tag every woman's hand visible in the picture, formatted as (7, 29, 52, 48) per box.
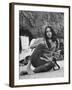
(53, 50, 61, 58)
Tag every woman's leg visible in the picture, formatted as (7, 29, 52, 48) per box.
(33, 61, 55, 73)
(31, 44, 48, 67)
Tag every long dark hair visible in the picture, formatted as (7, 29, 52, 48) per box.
(44, 26, 58, 49)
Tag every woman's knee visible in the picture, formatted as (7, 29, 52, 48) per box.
(36, 43, 46, 50)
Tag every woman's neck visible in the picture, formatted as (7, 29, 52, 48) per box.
(48, 39, 52, 42)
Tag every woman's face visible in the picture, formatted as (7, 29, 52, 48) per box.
(46, 27, 52, 38)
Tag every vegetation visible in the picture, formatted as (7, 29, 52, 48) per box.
(19, 11, 64, 38)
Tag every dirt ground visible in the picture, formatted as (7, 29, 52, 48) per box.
(19, 60, 64, 79)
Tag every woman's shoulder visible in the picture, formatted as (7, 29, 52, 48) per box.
(30, 37, 46, 49)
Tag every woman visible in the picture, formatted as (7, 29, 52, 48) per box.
(28, 26, 60, 73)
(22, 26, 60, 75)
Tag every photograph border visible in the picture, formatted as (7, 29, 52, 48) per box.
(9, 2, 70, 87)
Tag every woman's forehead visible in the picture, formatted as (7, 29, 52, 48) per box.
(46, 28, 51, 32)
